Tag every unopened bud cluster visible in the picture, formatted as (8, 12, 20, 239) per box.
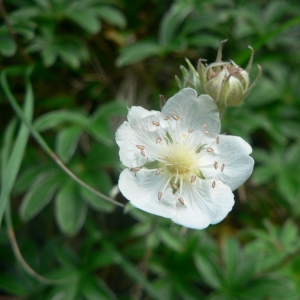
(176, 40, 262, 113)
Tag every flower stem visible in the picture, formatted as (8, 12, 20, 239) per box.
(1, 70, 124, 208)
(5, 203, 69, 285)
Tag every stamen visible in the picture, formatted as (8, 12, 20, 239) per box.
(152, 121, 160, 126)
(207, 147, 214, 152)
(156, 169, 161, 175)
(133, 167, 141, 171)
(172, 183, 178, 190)
(221, 163, 225, 172)
(164, 116, 170, 120)
(216, 136, 220, 144)
(212, 181, 216, 189)
(188, 128, 194, 133)
(158, 192, 162, 200)
(136, 145, 145, 150)
(204, 130, 210, 134)
(141, 149, 146, 156)
(180, 178, 183, 196)
(172, 114, 179, 121)
(214, 161, 218, 169)
(178, 197, 184, 205)
(156, 137, 162, 143)
(191, 175, 196, 182)
(203, 123, 207, 128)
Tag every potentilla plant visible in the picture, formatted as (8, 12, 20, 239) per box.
(116, 88, 254, 229)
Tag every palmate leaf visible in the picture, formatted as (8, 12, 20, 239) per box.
(116, 41, 162, 67)
(20, 171, 63, 221)
(55, 181, 87, 236)
(0, 67, 34, 226)
(55, 126, 82, 163)
(0, 29, 17, 57)
(79, 170, 114, 213)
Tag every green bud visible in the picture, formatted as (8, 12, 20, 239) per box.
(176, 40, 262, 114)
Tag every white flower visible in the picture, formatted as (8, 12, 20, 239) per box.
(116, 88, 254, 229)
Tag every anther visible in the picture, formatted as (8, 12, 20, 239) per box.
(152, 121, 160, 126)
(158, 192, 162, 200)
(204, 130, 210, 134)
(133, 167, 141, 171)
(221, 163, 225, 172)
(156, 169, 161, 175)
(172, 114, 180, 121)
(212, 181, 216, 189)
(203, 123, 207, 128)
(136, 145, 145, 150)
(178, 197, 185, 205)
(216, 136, 220, 144)
(172, 184, 179, 190)
(164, 116, 170, 120)
(188, 128, 194, 133)
(156, 137, 162, 143)
(141, 149, 146, 157)
(207, 147, 214, 152)
(214, 161, 218, 169)
(191, 175, 196, 182)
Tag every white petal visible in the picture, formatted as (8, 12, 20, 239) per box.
(160, 88, 220, 148)
(119, 169, 176, 218)
(172, 179, 234, 229)
(116, 108, 165, 168)
(200, 135, 254, 191)
(127, 106, 158, 123)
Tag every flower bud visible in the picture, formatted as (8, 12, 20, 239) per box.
(176, 40, 262, 113)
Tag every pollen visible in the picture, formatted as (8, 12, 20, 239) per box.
(164, 144, 196, 175)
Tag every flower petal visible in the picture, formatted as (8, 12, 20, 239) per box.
(160, 88, 220, 148)
(200, 135, 254, 191)
(127, 106, 158, 123)
(119, 169, 176, 218)
(172, 179, 234, 229)
(116, 107, 165, 168)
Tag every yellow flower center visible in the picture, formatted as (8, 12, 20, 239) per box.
(164, 144, 197, 176)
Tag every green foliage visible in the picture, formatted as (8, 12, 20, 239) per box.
(1, 0, 300, 299)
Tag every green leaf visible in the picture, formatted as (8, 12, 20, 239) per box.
(56, 126, 82, 163)
(159, 229, 183, 252)
(92, 101, 128, 120)
(158, 4, 192, 46)
(34, 110, 90, 131)
(0, 31, 17, 57)
(222, 237, 240, 283)
(243, 276, 296, 299)
(14, 165, 50, 194)
(1, 119, 17, 178)
(58, 47, 81, 69)
(89, 101, 128, 145)
(279, 219, 298, 249)
(55, 181, 87, 236)
(66, 11, 101, 34)
(0, 67, 34, 225)
(41, 44, 57, 67)
(20, 171, 63, 221)
(116, 41, 162, 67)
(278, 170, 300, 207)
(81, 276, 117, 300)
(0, 274, 29, 296)
(80, 170, 114, 212)
(94, 6, 126, 28)
(194, 252, 222, 289)
(252, 166, 274, 185)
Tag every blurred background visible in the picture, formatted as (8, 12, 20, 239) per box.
(1, 0, 300, 299)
